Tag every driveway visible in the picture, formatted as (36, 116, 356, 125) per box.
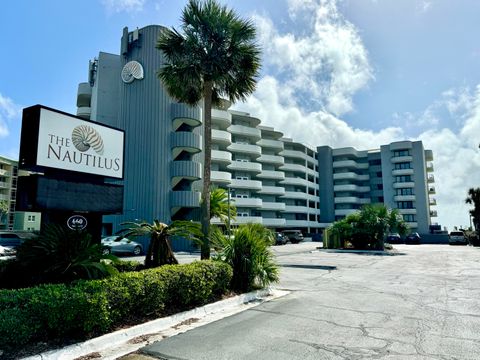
(137, 244, 480, 359)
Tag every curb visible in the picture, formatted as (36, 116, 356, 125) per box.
(22, 288, 288, 360)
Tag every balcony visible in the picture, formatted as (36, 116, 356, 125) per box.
(212, 129, 231, 146)
(284, 220, 319, 228)
(428, 175, 435, 183)
(430, 210, 438, 217)
(334, 209, 359, 217)
(257, 154, 284, 166)
(76, 106, 91, 120)
(391, 155, 413, 163)
(398, 208, 417, 215)
(428, 187, 436, 194)
(170, 161, 202, 187)
(257, 139, 284, 151)
(232, 216, 263, 225)
(261, 202, 286, 211)
(262, 218, 286, 227)
(171, 103, 202, 130)
(393, 182, 414, 189)
(228, 125, 261, 140)
(259, 186, 285, 196)
(429, 198, 437, 206)
(281, 149, 307, 161)
(227, 143, 262, 158)
(76, 82, 92, 107)
(334, 197, 371, 205)
(0, 194, 9, 201)
(0, 182, 8, 189)
(211, 150, 232, 165)
(280, 163, 307, 173)
(228, 161, 262, 173)
(425, 150, 433, 161)
(170, 132, 202, 159)
(426, 163, 434, 172)
(212, 108, 232, 127)
(231, 197, 262, 208)
(405, 222, 418, 229)
(281, 177, 308, 187)
(257, 170, 285, 180)
(169, 191, 201, 212)
(393, 195, 416, 201)
(229, 179, 262, 191)
(211, 171, 231, 185)
(333, 184, 370, 193)
(392, 168, 413, 176)
(333, 172, 370, 181)
(332, 160, 369, 170)
(0, 169, 9, 176)
(284, 205, 309, 213)
(332, 147, 366, 157)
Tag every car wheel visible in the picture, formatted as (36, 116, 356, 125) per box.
(133, 246, 142, 256)
(102, 247, 111, 255)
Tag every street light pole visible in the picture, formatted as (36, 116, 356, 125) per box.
(227, 187, 231, 238)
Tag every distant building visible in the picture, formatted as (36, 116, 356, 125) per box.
(0, 155, 41, 231)
(73, 25, 437, 247)
(317, 141, 436, 233)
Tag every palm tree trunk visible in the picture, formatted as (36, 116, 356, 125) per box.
(201, 82, 213, 260)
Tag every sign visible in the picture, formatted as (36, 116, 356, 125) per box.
(67, 215, 88, 230)
(19, 106, 125, 179)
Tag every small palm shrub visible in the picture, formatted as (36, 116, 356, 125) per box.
(4, 225, 116, 288)
(213, 223, 279, 292)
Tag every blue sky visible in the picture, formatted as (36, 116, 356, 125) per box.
(1, 0, 480, 230)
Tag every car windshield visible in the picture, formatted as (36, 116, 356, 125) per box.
(450, 232, 464, 236)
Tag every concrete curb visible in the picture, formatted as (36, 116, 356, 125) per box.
(317, 248, 399, 255)
(22, 288, 288, 360)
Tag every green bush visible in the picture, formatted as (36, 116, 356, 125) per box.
(0, 260, 232, 352)
(111, 260, 145, 272)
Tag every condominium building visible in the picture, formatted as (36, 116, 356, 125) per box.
(0, 155, 41, 231)
(317, 141, 436, 233)
(74, 25, 436, 244)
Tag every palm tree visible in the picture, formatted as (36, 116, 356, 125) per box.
(0, 200, 8, 225)
(210, 187, 236, 224)
(157, 0, 261, 260)
(119, 220, 202, 268)
(465, 187, 480, 231)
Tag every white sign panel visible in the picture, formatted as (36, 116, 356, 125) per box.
(36, 108, 124, 179)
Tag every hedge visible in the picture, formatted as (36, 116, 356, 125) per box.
(0, 260, 232, 351)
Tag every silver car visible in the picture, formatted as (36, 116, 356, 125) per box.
(101, 236, 143, 256)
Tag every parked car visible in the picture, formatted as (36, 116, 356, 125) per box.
(405, 232, 421, 244)
(101, 236, 143, 256)
(386, 233, 402, 244)
(448, 231, 468, 245)
(282, 230, 304, 244)
(274, 232, 287, 245)
(0, 231, 37, 255)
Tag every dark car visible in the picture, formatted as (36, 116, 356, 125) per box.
(274, 232, 287, 245)
(282, 230, 304, 244)
(0, 231, 37, 255)
(449, 231, 468, 245)
(405, 232, 421, 244)
(386, 233, 402, 244)
(101, 236, 143, 256)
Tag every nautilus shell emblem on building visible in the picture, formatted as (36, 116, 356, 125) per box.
(71, 125, 105, 155)
(121, 60, 144, 84)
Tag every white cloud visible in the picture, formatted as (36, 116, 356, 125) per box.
(101, 0, 145, 13)
(416, 0, 433, 14)
(0, 93, 21, 138)
(253, 0, 373, 116)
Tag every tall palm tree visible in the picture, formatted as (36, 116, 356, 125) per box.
(210, 187, 236, 224)
(157, 0, 261, 260)
(465, 187, 480, 231)
(119, 220, 202, 268)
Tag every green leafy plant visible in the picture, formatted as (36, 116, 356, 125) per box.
(12, 225, 117, 286)
(213, 223, 279, 292)
(119, 220, 202, 268)
(465, 187, 480, 232)
(157, 0, 261, 260)
(328, 204, 408, 250)
(209, 187, 236, 224)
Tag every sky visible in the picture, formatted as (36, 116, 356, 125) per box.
(1, 0, 479, 230)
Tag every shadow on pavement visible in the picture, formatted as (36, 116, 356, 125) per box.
(281, 264, 337, 270)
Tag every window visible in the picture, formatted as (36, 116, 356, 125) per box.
(395, 175, 412, 183)
(394, 162, 412, 170)
(238, 212, 249, 217)
(396, 188, 414, 196)
(27, 215, 36, 222)
(235, 176, 249, 180)
(397, 201, 414, 209)
(376, 171, 382, 177)
(377, 184, 383, 190)
(403, 214, 416, 222)
(393, 150, 410, 157)
(369, 159, 381, 166)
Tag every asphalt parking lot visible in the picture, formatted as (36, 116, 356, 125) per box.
(139, 243, 480, 360)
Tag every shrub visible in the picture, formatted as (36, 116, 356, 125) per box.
(111, 260, 145, 272)
(213, 223, 279, 292)
(0, 260, 232, 352)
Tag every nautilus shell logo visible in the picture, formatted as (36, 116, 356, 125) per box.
(121, 61, 144, 84)
(71, 125, 104, 155)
